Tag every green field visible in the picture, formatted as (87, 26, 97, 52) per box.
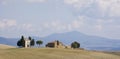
(0, 48, 120, 59)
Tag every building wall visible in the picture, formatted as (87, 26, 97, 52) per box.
(46, 41, 65, 48)
(46, 43, 55, 48)
(25, 39, 31, 48)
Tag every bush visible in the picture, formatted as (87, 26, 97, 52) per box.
(71, 41, 80, 48)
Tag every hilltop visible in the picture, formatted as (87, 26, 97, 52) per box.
(0, 48, 120, 59)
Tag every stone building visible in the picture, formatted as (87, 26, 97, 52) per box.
(24, 38, 31, 48)
(46, 40, 65, 48)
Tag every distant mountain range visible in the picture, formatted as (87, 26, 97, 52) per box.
(0, 37, 18, 46)
(0, 31, 120, 51)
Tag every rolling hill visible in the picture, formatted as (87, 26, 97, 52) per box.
(40, 31, 120, 51)
(0, 48, 120, 59)
(0, 31, 120, 51)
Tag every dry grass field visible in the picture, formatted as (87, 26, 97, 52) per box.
(104, 51, 120, 56)
(0, 44, 15, 49)
(0, 47, 120, 59)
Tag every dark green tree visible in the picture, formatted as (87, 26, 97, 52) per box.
(30, 39, 35, 46)
(17, 36, 25, 47)
(21, 36, 25, 47)
(36, 40, 43, 47)
(28, 36, 32, 40)
(71, 41, 80, 48)
(56, 40, 59, 45)
(17, 40, 21, 47)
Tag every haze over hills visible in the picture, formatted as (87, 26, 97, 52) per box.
(0, 37, 18, 46)
(0, 44, 15, 49)
(40, 31, 120, 51)
(0, 31, 120, 51)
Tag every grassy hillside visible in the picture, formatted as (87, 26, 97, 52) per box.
(0, 44, 15, 49)
(104, 51, 120, 56)
(0, 48, 120, 59)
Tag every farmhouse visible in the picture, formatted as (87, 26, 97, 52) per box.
(46, 40, 66, 48)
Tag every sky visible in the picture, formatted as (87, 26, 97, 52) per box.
(0, 0, 120, 39)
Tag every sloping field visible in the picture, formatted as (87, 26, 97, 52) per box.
(104, 51, 120, 56)
(0, 48, 120, 59)
(0, 44, 15, 49)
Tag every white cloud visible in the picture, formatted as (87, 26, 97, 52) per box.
(96, 0, 113, 12)
(0, 19, 17, 29)
(20, 24, 33, 31)
(95, 24, 103, 31)
(0, 0, 8, 5)
(71, 19, 84, 29)
(39, 17, 119, 38)
(1, 1, 7, 5)
(42, 20, 66, 31)
(64, 0, 79, 4)
(64, 0, 120, 17)
(109, 3, 120, 17)
(64, 0, 94, 9)
(41, 19, 84, 32)
(0, 18, 34, 33)
(26, 0, 47, 3)
(0, 0, 47, 5)
(67, 24, 72, 31)
(96, 0, 120, 17)
(72, 20, 81, 28)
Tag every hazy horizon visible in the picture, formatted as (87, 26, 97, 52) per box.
(0, 0, 120, 39)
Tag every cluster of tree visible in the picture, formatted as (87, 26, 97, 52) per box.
(17, 36, 80, 49)
(17, 36, 43, 48)
(17, 36, 25, 47)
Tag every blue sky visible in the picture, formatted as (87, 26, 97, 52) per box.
(0, 0, 120, 39)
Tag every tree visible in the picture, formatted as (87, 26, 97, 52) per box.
(30, 39, 35, 46)
(28, 36, 32, 40)
(28, 36, 35, 47)
(36, 40, 43, 47)
(21, 36, 25, 47)
(17, 36, 25, 48)
(71, 41, 80, 49)
(56, 40, 59, 45)
(17, 40, 21, 47)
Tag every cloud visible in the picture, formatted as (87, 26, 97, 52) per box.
(42, 16, 103, 33)
(40, 16, 117, 35)
(0, 19, 17, 29)
(109, 3, 120, 17)
(64, 0, 120, 17)
(19, 24, 33, 32)
(0, 0, 19, 5)
(0, 18, 34, 32)
(41, 19, 84, 32)
(96, 0, 120, 17)
(95, 24, 103, 31)
(69, 17, 85, 29)
(0, 0, 8, 5)
(26, 0, 47, 3)
(1, 1, 7, 5)
(64, 0, 94, 9)
(42, 20, 66, 31)
(0, 0, 47, 5)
